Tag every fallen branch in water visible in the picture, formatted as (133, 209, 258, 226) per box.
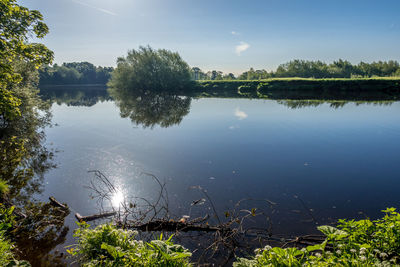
(81, 170, 284, 265)
(75, 211, 116, 222)
(122, 219, 229, 233)
(49, 196, 68, 210)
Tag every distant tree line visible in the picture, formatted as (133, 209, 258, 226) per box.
(39, 62, 113, 85)
(39, 59, 400, 86)
(191, 59, 400, 80)
(191, 67, 236, 81)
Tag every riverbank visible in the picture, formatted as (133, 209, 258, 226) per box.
(66, 207, 400, 266)
(194, 77, 400, 100)
(39, 77, 400, 102)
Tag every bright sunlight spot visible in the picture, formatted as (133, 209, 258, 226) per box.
(111, 190, 124, 208)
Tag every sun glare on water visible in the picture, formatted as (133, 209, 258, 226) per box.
(111, 190, 125, 208)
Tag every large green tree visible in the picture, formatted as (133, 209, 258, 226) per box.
(108, 46, 192, 93)
(0, 0, 53, 122)
(0, 2, 70, 265)
(0, 0, 54, 198)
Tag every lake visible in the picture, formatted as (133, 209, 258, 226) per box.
(38, 87, 400, 260)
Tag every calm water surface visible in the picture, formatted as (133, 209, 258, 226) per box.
(40, 97, 400, 249)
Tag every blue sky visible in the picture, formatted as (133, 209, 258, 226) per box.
(20, 0, 400, 74)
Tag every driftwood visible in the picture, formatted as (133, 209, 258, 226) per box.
(75, 211, 116, 222)
(124, 220, 229, 233)
(49, 196, 68, 210)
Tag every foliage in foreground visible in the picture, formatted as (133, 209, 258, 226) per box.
(0, 204, 31, 266)
(1, 0, 55, 205)
(234, 208, 400, 266)
(0, 0, 53, 123)
(0, 231, 29, 266)
(70, 208, 400, 266)
(0, 230, 14, 266)
(69, 222, 192, 266)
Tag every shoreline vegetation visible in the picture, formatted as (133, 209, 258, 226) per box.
(67, 208, 400, 266)
(40, 77, 400, 102)
(195, 78, 400, 99)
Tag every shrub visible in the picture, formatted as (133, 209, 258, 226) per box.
(234, 208, 400, 266)
(69, 222, 192, 266)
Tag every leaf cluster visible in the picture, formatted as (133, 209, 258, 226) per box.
(0, 0, 53, 122)
(70, 223, 192, 266)
(0, 205, 32, 266)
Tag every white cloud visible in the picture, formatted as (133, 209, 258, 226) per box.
(235, 42, 250, 56)
(231, 31, 239, 35)
(234, 108, 248, 120)
(71, 0, 117, 16)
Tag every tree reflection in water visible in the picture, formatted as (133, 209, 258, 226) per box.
(110, 89, 192, 128)
(277, 99, 394, 109)
(0, 64, 70, 266)
(39, 85, 110, 107)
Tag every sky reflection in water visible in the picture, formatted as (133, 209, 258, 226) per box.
(41, 97, 400, 247)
